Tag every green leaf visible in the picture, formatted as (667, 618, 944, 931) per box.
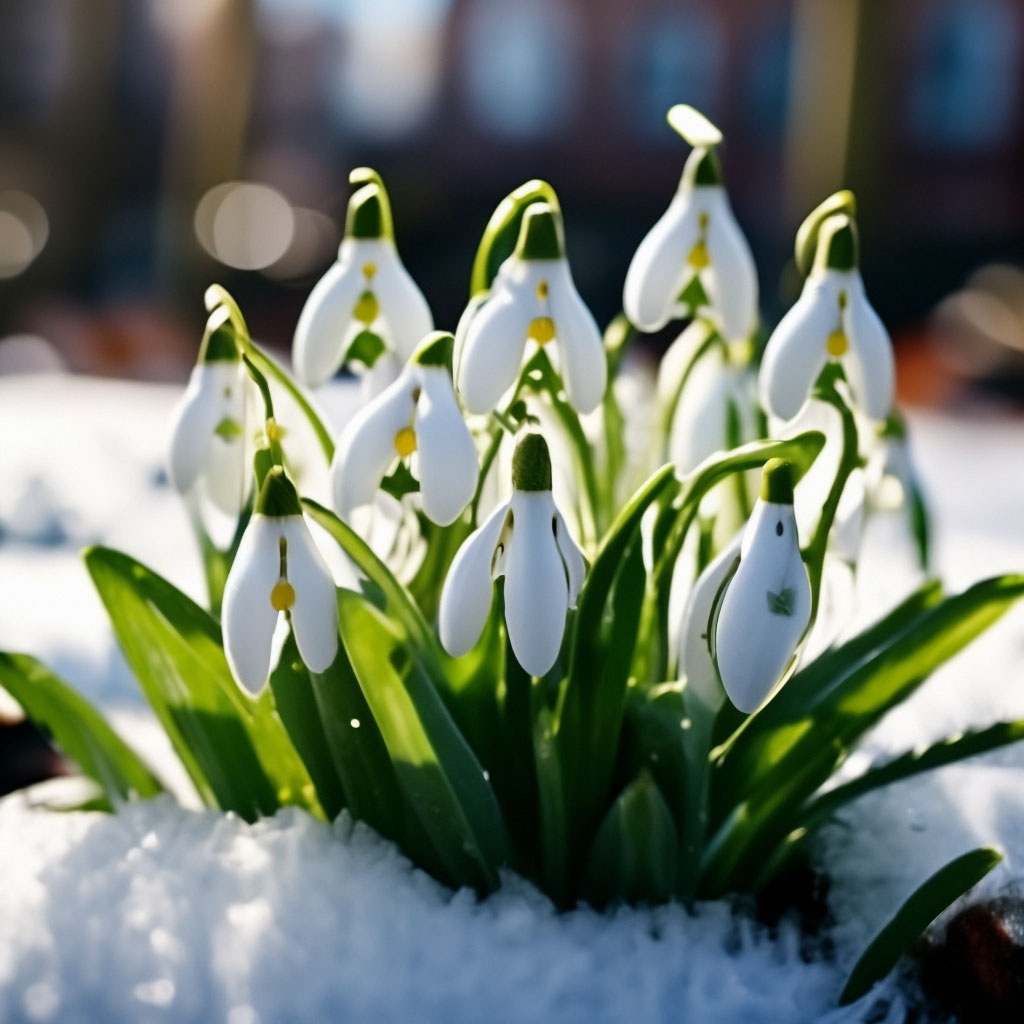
(269, 633, 347, 820)
(839, 847, 1002, 1005)
(85, 546, 321, 821)
(701, 575, 1024, 896)
(533, 705, 569, 905)
(583, 773, 679, 907)
(0, 652, 163, 804)
(557, 465, 678, 851)
(337, 588, 509, 891)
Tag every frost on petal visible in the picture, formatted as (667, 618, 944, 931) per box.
(457, 287, 532, 415)
(167, 364, 226, 494)
(553, 510, 586, 608)
(222, 516, 282, 694)
(503, 491, 569, 677)
(715, 501, 811, 713)
(282, 518, 339, 674)
(623, 194, 698, 331)
(414, 367, 478, 526)
(293, 256, 366, 388)
(704, 193, 758, 342)
(373, 245, 433, 362)
(547, 263, 607, 414)
(758, 277, 836, 422)
(330, 376, 415, 519)
(843, 277, 895, 421)
(439, 501, 510, 658)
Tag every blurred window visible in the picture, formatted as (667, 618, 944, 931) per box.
(619, 8, 722, 142)
(909, 0, 1020, 151)
(460, 0, 580, 140)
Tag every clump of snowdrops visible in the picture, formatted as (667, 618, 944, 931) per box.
(3, 106, 1022, 1006)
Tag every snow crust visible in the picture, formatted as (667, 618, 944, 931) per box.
(1, 374, 1024, 1022)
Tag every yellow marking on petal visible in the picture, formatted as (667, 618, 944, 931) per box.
(698, 211, 709, 231)
(536, 279, 549, 301)
(826, 330, 849, 357)
(353, 289, 379, 325)
(394, 427, 417, 457)
(838, 288, 848, 311)
(687, 240, 710, 270)
(362, 261, 377, 280)
(528, 316, 555, 346)
(271, 580, 295, 612)
(266, 419, 285, 443)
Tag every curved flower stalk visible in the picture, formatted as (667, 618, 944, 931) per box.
(293, 168, 432, 393)
(456, 202, 607, 416)
(439, 433, 586, 676)
(759, 212, 894, 423)
(623, 105, 758, 342)
(331, 332, 478, 527)
(167, 306, 253, 540)
(222, 466, 338, 694)
(712, 460, 812, 714)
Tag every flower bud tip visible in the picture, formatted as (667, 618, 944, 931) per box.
(514, 203, 564, 261)
(512, 433, 552, 492)
(760, 459, 795, 505)
(255, 465, 302, 517)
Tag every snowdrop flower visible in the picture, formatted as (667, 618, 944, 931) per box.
(623, 106, 757, 342)
(759, 214, 894, 423)
(439, 433, 586, 677)
(331, 332, 478, 527)
(713, 460, 811, 714)
(293, 168, 432, 391)
(456, 203, 606, 415)
(222, 466, 338, 694)
(167, 307, 252, 523)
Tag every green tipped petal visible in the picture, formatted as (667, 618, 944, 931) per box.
(760, 458, 795, 505)
(411, 331, 454, 370)
(198, 305, 240, 364)
(511, 432, 552, 492)
(667, 104, 723, 148)
(680, 146, 723, 189)
(346, 182, 392, 240)
(813, 214, 859, 273)
(255, 465, 302, 517)
(796, 190, 857, 276)
(514, 203, 565, 261)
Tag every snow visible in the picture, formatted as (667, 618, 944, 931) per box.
(1, 373, 1024, 1022)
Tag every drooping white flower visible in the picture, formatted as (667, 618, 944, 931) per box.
(623, 107, 757, 342)
(759, 214, 894, 423)
(456, 203, 606, 415)
(293, 168, 432, 391)
(331, 332, 478, 527)
(167, 307, 252, 528)
(222, 467, 338, 694)
(712, 459, 812, 714)
(439, 433, 586, 677)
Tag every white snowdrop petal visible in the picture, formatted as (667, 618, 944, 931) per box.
(293, 256, 366, 388)
(453, 291, 488, 387)
(457, 289, 532, 414)
(657, 320, 715, 407)
(222, 516, 282, 695)
(439, 501, 510, 657)
(358, 352, 402, 404)
(667, 346, 732, 474)
(844, 280, 895, 421)
(553, 510, 586, 608)
(283, 518, 339, 674)
(202, 434, 251, 518)
(504, 491, 569, 677)
(414, 368, 478, 526)
(373, 247, 434, 361)
(705, 196, 758, 342)
(715, 501, 811, 713)
(623, 194, 698, 331)
(330, 375, 416, 519)
(167, 365, 226, 494)
(548, 265, 607, 413)
(758, 279, 836, 421)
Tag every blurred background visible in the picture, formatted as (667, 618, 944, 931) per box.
(0, 0, 1023, 402)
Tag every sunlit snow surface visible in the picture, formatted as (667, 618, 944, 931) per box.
(1, 373, 1023, 1023)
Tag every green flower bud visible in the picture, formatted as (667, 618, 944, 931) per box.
(512, 432, 553, 492)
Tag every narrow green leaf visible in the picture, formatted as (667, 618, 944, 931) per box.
(583, 773, 679, 907)
(0, 652, 163, 804)
(839, 847, 1002, 1005)
(533, 706, 569, 906)
(337, 588, 509, 891)
(85, 546, 321, 821)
